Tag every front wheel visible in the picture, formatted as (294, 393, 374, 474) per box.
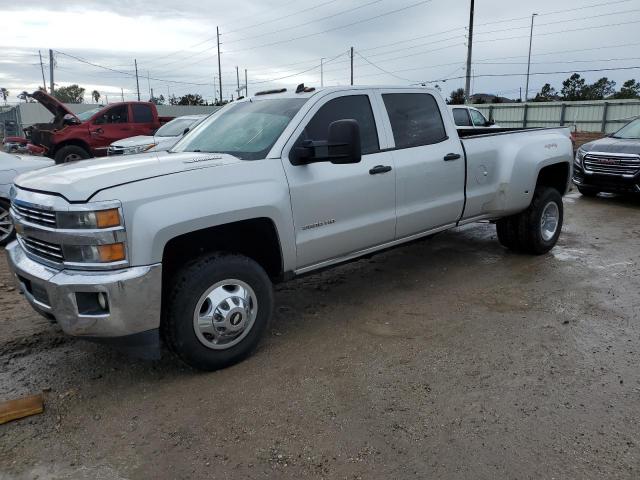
(54, 145, 90, 164)
(0, 199, 15, 246)
(496, 186, 563, 255)
(163, 253, 273, 371)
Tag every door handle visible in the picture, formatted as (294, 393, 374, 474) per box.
(91, 128, 104, 135)
(444, 153, 461, 161)
(369, 165, 392, 175)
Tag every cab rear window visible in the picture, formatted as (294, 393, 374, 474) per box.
(382, 93, 447, 148)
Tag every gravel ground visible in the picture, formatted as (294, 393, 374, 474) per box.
(0, 191, 639, 480)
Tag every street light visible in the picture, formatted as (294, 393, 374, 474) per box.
(525, 13, 538, 102)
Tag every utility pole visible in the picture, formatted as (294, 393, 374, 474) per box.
(121, 88, 124, 102)
(350, 47, 354, 86)
(147, 71, 152, 100)
(38, 51, 47, 91)
(525, 13, 538, 103)
(245, 69, 248, 97)
(217, 26, 223, 103)
(49, 49, 54, 95)
(464, 0, 475, 103)
(134, 59, 140, 101)
(236, 66, 240, 97)
(321, 58, 325, 87)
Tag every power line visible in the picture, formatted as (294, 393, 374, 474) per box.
(224, 0, 385, 45)
(354, 51, 417, 82)
(225, 0, 434, 54)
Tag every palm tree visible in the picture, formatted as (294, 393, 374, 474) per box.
(91, 90, 101, 104)
(0, 88, 8, 105)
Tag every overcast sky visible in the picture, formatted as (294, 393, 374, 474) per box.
(1, 0, 639, 104)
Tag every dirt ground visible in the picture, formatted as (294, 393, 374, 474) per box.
(1, 191, 639, 480)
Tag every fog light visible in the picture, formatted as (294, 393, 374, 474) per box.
(98, 292, 108, 310)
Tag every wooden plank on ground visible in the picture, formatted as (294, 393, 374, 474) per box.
(0, 393, 44, 425)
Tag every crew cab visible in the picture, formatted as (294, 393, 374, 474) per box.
(6, 86, 572, 371)
(24, 90, 172, 163)
(573, 117, 640, 196)
(450, 105, 498, 128)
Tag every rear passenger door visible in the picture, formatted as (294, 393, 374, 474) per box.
(282, 91, 396, 270)
(378, 90, 466, 238)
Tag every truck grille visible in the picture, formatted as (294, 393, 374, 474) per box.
(12, 202, 57, 228)
(583, 154, 640, 177)
(20, 236, 64, 263)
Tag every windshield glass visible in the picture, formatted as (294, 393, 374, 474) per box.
(612, 118, 640, 139)
(76, 107, 103, 122)
(155, 117, 203, 137)
(172, 98, 307, 160)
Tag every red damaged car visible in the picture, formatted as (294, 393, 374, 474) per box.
(24, 90, 173, 163)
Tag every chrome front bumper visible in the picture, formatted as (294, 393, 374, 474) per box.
(5, 241, 162, 338)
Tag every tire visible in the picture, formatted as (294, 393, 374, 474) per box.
(0, 199, 15, 246)
(577, 186, 599, 197)
(54, 145, 90, 164)
(163, 253, 274, 371)
(497, 186, 563, 255)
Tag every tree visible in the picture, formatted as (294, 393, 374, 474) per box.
(17, 91, 31, 103)
(561, 73, 588, 101)
(0, 88, 8, 105)
(91, 90, 101, 103)
(448, 88, 465, 105)
(585, 77, 616, 100)
(150, 94, 165, 105)
(177, 93, 205, 106)
(168, 94, 179, 105)
(613, 79, 640, 99)
(53, 84, 85, 103)
(533, 83, 558, 102)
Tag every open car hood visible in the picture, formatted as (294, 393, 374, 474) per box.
(29, 90, 80, 123)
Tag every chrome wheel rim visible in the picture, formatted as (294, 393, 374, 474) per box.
(193, 279, 258, 350)
(540, 201, 559, 241)
(0, 203, 14, 242)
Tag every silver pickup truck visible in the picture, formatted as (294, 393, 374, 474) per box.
(6, 86, 573, 370)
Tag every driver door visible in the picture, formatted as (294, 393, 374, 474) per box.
(281, 91, 397, 270)
(89, 104, 133, 155)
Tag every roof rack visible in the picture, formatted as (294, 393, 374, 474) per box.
(255, 88, 287, 96)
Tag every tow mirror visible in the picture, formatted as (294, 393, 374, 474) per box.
(291, 119, 362, 166)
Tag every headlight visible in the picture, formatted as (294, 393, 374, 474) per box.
(57, 208, 122, 229)
(575, 148, 586, 166)
(63, 243, 126, 263)
(123, 144, 156, 155)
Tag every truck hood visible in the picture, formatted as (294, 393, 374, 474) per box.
(0, 152, 55, 175)
(28, 90, 80, 123)
(14, 151, 243, 202)
(582, 136, 640, 155)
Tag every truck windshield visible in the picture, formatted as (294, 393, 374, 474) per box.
(172, 98, 307, 160)
(76, 107, 103, 122)
(612, 118, 640, 139)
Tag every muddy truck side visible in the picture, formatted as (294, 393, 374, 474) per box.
(6, 86, 573, 370)
(24, 90, 172, 163)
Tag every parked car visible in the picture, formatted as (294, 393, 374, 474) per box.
(108, 114, 207, 156)
(450, 105, 498, 128)
(6, 85, 572, 370)
(0, 151, 54, 245)
(23, 90, 173, 163)
(573, 117, 640, 196)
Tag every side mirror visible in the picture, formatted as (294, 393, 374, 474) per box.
(183, 127, 190, 136)
(291, 119, 362, 166)
(485, 119, 495, 127)
(63, 114, 80, 126)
